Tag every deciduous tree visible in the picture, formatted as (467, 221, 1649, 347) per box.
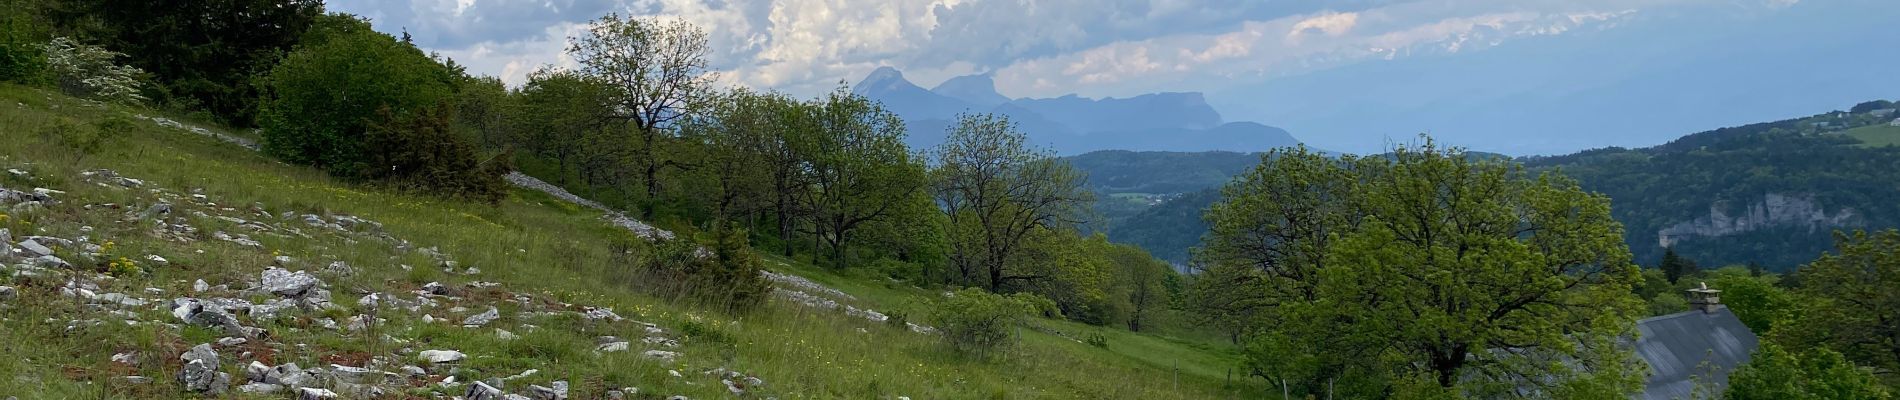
(567, 14, 715, 203)
(932, 113, 1092, 290)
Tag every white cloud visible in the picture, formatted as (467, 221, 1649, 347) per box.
(324, 0, 1776, 97)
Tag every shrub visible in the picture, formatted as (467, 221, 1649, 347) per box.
(634, 224, 772, 312)
(1084, 333, 1108, 348)
(258, 16, 455, 177)
(41, 37, 146, 104)
(362, 105, 509, 202)
(929, 289, 1039, 355)
(0, 40, 42, 83)
(40, 116, 113, 154)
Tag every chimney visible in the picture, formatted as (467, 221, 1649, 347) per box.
(1687, 282, 1722, 314)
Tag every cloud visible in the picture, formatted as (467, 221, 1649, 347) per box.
(1287, 11, 1360, 42)
(323, 0, 1776, 98)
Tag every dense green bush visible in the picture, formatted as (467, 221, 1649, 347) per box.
(0, 40, 40, 83)
(258, 16, 456, 178)
(256, 15, 505, 201)
(929, 289, 1041, 355)
(362, 105, 509, 202)
(634, 224, 772, 312)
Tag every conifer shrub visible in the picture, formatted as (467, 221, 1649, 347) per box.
(633, 224, 772, 312)
(362, 105, 509, 202)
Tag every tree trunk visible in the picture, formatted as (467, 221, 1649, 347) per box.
(1432, 345, 1467, 388)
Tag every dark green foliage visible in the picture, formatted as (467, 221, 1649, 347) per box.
(258, 16, 457, 178)
(1851, 100, 1895, 114)
(1775, 230, 1900, 379)
(362, 106, 509, 202)
(0, 0, 44, 84)
(929, 289, 1038, 355)
(1084, 333, 1108, 348)
(1523, 110, 1900, 271)
(678, 319, 735, 345)
(39, 0, 322, 125)
(1198, 141, 1646, 394)
(1727, 343, 1890, 400)
(1104, 188, 1218, 264)
(1660, 247, 1699, 284)
(1065, 150, 1261, 194)
(633, 224, 772, 312)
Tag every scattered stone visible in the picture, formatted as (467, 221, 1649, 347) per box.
(141, 202, 172, 219)
(0, 286, 15, 302)
(421, 281, 448, 295)
(327, 364, 383, 384)
(420, 349, 466, 363)
(466, 381, 505, 400)
(259, 268, 320, 297)
(529, 381, 568, 400)
(172, 298, 245, 336)
(245, 361, 271, 382)
(496, 329, 518, 340)
(28, 254, 70, 269)
(643, 350, 680, 362)
(143, 254, 168, 266)
(217, 337, 248, 347)
(401, 365, 427, 377)
(596, 342, 630, 353)
(263, 363, 304, 386)
(193, 279, 209, 293)
(179, 343, 231, 394)
(237, 382, 284, 394)
(296, 387, 339, 399)
(111, 352, 138, 365)
(93, 292, 146, 307)
(324, 261, 353, 275)
(581, 307, 623, 322)
(117, 376, 154, 385)
(462, 306, 499, 326)
(17, 239, 53, 257)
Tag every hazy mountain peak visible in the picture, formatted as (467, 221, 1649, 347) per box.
(852, 66, 919, 96)
(931, 73, 1010, 107)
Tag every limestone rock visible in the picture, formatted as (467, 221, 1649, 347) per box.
(259, 268, 320, 297)
(420, 349, 466, 363)
(466, 381, 505, 400)
(237, 382, 283, 394)
(297, 387, 339, 400)
(17, 239, 53, 257)
(179, 343, 230, 394)
(462, 306, 499, 326)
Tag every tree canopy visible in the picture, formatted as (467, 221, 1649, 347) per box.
(1195, 140, 1646, 397)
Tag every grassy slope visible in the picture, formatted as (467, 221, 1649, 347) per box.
(1844, 123, 1900, 148)
(0, 85, 1262, 399)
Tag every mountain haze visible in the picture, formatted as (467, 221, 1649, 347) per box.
(854, 68, 1300, 154)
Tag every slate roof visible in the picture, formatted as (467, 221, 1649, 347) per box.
(1632, 306, 1759, 400)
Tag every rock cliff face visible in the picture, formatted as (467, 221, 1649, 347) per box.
(1657, 193, 1859, 247)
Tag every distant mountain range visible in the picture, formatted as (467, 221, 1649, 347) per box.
(1078, 100, 1900, 270)
(853, 67, 1300, 154)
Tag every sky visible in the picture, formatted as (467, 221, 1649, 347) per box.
(326, 0, 1899, 155)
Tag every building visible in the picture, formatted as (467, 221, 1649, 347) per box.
(1631, 283, 1759, 400)
(1871, 108, 1897, 118)
(1890, 118, 1900, 127)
